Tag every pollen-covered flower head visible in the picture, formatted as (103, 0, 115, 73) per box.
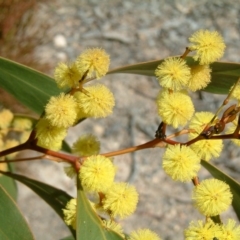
(184, 219, 221, 240)
(74, 84, 115, 118)
(226, 120, 240, 147)
(187, 65, 212, 92)
(12, 117, 32, 131)
(102, 182, 138, 219)
(155, 57, 191, 91)
(0, 109, 13, 129)
(156, 90, 194, 128)
(162, 144, 201, 182)
(79, 155, 115, 192)
(220, 219, 240, 240)
(189, 29, 226, 65)
(72, 134, 100, 156)
(54, 62, 82, 89)
(192, 178, 233, 216)
(102, 220, 124, 237)
(76, 48, 110, 79)
(45, 93, 77, 128)
(35, 118, 67, 151)
(189, 112, 223, 161)
(230, 82, 240, 102)
(129, 228, 161, 240)
(62, 198, 77, 230)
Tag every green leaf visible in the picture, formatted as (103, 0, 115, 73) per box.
(62, 141, 72, 153)
(0, 171, 75, 238)
(201, 160, 240, 221)
(108, 57, 240, 94)
(76, 180, 124, 240)
(0, 163, 17, 200)
(0, 185, 34, 240)
(0, 57, 61, 115)
(60, 236, 75, 240)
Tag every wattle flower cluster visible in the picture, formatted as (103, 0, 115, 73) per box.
(35, 48, 115, 150)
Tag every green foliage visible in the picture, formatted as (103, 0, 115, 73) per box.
(0, 57, 60, 115)
(0, 171, 75, 237)
(0, 185, 34, 240)
(108, 57, 240, 94)
(76, 179, 124, 240)
(1, 54, 240, 239)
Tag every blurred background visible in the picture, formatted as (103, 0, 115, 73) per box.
(1, 0, 240, 239)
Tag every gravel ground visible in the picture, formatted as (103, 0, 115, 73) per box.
(3, 0, 240, 239)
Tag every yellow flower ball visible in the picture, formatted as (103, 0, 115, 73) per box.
(62, 198, 77, 230)
(162, 144, 201, 182)
(129, 228, 161, 240)
(76, 48, 110, 79)
(79, 155, 115, 192)
(74, 84, 115, 118)
(45, 93, 77, 128)
(188, 65, 212, 92)
(189, 29, 226, 65)
(103, 182, 138, 219)
(102, 220, 124, 237)
(220, 219, 240, 240)
(54, 62, 82, 89)
(0, 109, 14, 129)
(230, 83, 240, 102)
(192, 178, 233, 216)
(184, 219, 221, 240)
(155, 57, 191, 91)
(156, 90, 194, 128)
(189, 112, 223, 161)
(12, 117, 32, 131)
(72, 134, 100, 156)
(226, 120, 240, 146)
(35, 118, 67, 151)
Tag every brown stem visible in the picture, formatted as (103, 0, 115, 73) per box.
(192, 176, 199, 186)
(100, 138, 166, 159)
(0, 155, 46, 163)
(180, 47, 191, 59)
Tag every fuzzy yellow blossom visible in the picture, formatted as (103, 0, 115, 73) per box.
(155, 57, 191, 91)
(162, 144, 201, 182)
(187, 65, 212, 91)
(20, 131, 31, 143)
(156, 90, 194, 128)
(72, 134, 100, 156)
(226, 120, 240, 146)
(62, 198, 77, 230)
(4, 139, 19, 159)
(54, 62, 82, 89)
(220, 219, 240, 240)
(192, 178, 233, 216)
(189, 112, 223, 161)
(0, 162, 8, 176)
(189, 29, 226, 65)
(129, 228, 161, 240)
(0, 109, 13, 129)
(102, 220, 124, 237)
(230, 83, 240, 102)
(184, 219, 221, 240)
(45, 93, 77, 128)
(79, 155, 115, 192)
(74, 84, 115, 118)
(12, 117, 32, 131)
(35, 118, 67, 151)
(103, 182, 138, 219)
(76, 48, 110, 79)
